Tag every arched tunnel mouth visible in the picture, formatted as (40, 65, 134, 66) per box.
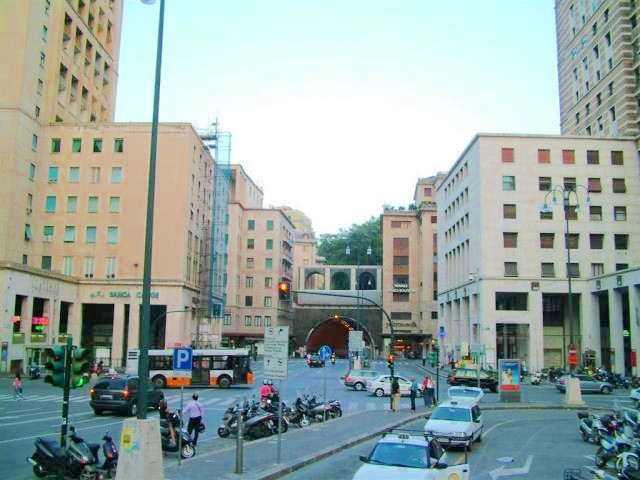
(305, 315, 375, 358)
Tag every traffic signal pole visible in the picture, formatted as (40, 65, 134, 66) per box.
(60, 336, 73, 448)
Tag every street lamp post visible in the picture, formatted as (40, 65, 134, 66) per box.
(138, 0, 165, 419)
(541, 184, 590, 373)
(346, 245, 372, 366)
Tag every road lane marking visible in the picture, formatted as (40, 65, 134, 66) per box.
(0, 419, 125, 444)
(0, 411, 94, 428)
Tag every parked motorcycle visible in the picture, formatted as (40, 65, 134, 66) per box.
(283, 397, 311, 428)
(160, 411, 196, 459)
(595, 429, 634, 468)
(27, 428, 99, 479)
(98, 431, 118, 478)
(578, 412, 607, 444)
(530, 372, 543, 385)
(29, 365, 41, 380)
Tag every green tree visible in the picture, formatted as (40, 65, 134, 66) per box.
(317, 216, 382, 265)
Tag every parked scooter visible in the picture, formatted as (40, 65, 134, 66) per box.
(578, 412, 606, 444)
(27, 428, 99, 479)
(595, 429, 634, 468)
(29, 365, 41, 380)
(530, 372, 543, 385)
(283, 397, 311, 428)
(97, 431, 118, 478)
(160, 410, 196, 459)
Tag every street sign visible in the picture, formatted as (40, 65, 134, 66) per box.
(439, 326, 445, 338)
(264, 326, 289, 379)
(172, 347, 192, 371)
(319, 345, 332, 361)
(348, 331, 363, 352)
(471, 344, 485, 356)
(568, 344, 578, 367)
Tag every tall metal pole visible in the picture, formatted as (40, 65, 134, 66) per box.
(565, 195, 574, 372)
(60, 335, 72, 448)
(138, 0, 165, 419)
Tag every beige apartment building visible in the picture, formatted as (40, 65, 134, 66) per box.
(437, 134, 640, 373)
(380, 174, 443, 356)
(556, 0, 640, 137)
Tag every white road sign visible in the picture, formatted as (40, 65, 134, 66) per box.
(349, 331, 363, 352)
(264, 326, 289, 379)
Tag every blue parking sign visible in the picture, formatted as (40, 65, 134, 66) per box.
(173, 348, 192, 371)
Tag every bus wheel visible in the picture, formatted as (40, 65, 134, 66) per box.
(152, 375, 167, 388)
(218, 376, 231, 388)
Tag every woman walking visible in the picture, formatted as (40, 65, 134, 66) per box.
(12, 372, 23, 400)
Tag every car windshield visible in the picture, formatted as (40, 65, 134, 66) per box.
(368, 442, 430, 469)
(96, 379, 125, 389)
(430, 406, 471, 422)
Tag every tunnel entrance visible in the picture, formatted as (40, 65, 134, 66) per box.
(305, 315, 375, 358)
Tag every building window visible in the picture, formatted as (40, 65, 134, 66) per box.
(614, 234, 629, 250)
(587, 150, 599, 164)
(69, 166, 80, 183)
(247, 238, 254, 249)
(72, 138, 81, 152)
(596, 93, 602, 105)
(64, 226, 76, 243)
(541, 263, 555, 278)
(106, 257, 116, 278)
(22, 255, 28, 265)
(245, 276, 253, 288)
(90, 167, 101, 183)
(614, 206, 627, 221)
(266, 220, 274, 231)
(616, 264, 629, 271)
(264, 316, 272, 327)
(503, 232, 518, 248)
(88, 196, 98, 213)
(562, 150, 575, 164)
(108, 196, 120, 213)
(45, 195, 56, 213)
(48, 166, 59, 182)
(41, 256, 52, 270)
(245, 297, 253, 307)
(243, 315, 252, 326)
(537, 149, 550, 164)
(114, 138, 124, 152)
(590, 205, 602, 220)
(565, 233, 579, 249)
(587, 178, 602, 192)
(266, 239, 273, 250)
(67, 196, 77, 213)
(567, 263, 580, 278)
(263, 297, 273, 307)
(111, 167, 122, 183)
(107, 226, 118, 244)
(254, 316, 262, 327)
(85, 226, 97, 243)
(40, 52, 46, 67)
(504, 262, 518, 277)
(93, 138, 102, 152)
(83, 257, 95, 278)
(611, 151, 624, 165)
(29, 163, 36, 181)
(265, 258, 273, 269)
(590, 234, 604, 249)
(612, 178, 626, 193)
(539, 176, 551, 191)
(540, 233, 554, 248)
(591, 263, 604, 276)
(24, 224, 32, 241)
(495, 292, 527, 310)
(265, 277, 273, 288)
(503, 204, 516, 219)
(223, 314, 231, 326)
(51, 138, 61, 153)
(248, 220, 255, 230)
(501, 148, 514, 163)
(43, 225, 54, 241)
(62, 256, 73, 275)
(246, 258, 254, 268)
(502, 176, 515, 191)
(564, 177, 577, 191)
(608, 81, 613, 95)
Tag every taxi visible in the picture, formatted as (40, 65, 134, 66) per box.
(352, 429, 470, 480)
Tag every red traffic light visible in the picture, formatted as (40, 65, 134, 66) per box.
(278, 280, 291, 301)
(387, 354, 394, 364)
(278, 281, 289, 293)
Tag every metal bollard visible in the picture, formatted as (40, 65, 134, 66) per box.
(235, 408, 243, 474)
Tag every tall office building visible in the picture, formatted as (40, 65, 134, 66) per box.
(555, 0, 640, 137)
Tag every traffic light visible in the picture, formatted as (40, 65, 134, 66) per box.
(387, 354, 395, 375)
(44, 346, 67, 388)
(71, 348, 92, 388)
(277, 280, 291, 301)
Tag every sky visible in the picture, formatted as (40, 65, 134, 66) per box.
(115, 0, 560, 236)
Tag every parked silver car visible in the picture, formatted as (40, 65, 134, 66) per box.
(555, 374, 613, 394)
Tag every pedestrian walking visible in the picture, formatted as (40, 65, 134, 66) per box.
(423, 374, 436, 407)
(422, 375, 430, 407)
(12, 372, 23, 400)
(409, 377, 418, 412)
(183, 393, 204, 446)
(391, 377, 400, 412)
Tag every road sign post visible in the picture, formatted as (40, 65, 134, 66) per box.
(264, 327, 289, 464)
(318, 345, 332, 422)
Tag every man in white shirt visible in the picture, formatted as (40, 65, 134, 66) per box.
(183, 393, 204, 446)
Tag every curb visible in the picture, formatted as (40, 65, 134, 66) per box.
(240, 402, 590, 480)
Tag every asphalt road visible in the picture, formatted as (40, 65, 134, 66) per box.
(0, 359, 635, 479)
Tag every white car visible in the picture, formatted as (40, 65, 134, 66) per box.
(631, 388, 640, 407)
(423, 387, 484, 449)
(366, 375, 423, 397)
(353, 429, 470, 480)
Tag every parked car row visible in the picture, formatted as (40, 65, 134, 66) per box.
(555, 374, 614, 394)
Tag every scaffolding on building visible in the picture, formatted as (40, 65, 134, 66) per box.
(194, 120, 232, 347)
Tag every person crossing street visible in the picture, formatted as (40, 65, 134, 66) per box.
(183, 393, 204, 446)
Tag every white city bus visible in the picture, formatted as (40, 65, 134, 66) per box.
(126, 348, 254, 388)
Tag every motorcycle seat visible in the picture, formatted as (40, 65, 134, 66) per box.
(37, 438, 66, 459)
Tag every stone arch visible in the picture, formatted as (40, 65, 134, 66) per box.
(305, 315, 376, 358)
(304, 269, 325, 289)
(358, 270, 376, 290)
(331, 269, 350, 290)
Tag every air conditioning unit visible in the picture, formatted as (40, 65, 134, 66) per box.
(43, 235, 52, 242)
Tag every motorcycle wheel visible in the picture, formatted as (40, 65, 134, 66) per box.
(32, 464, 47, 479)
(581, 430, 590, 442)
(334, 408, 342, 418)
(278, 420, 288, 433)
(79, 466, 98, 480)
(218, 427, 230, 438)
(595, 447, 608, 468)
(180, 443, 195, 459)
(616, 456, 625, 474)
(299, 417, 310, 427)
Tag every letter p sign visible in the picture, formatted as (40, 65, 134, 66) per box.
(173, 347, 192, 371)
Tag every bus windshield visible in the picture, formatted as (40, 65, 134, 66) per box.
(126, 348, 253, 389)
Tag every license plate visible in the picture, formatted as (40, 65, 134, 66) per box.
(101, 394, 113, 400)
